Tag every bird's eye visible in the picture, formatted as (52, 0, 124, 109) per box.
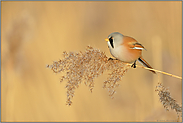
(109, 37, 114, 48)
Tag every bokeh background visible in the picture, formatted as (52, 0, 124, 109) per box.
(1, 1, 182, 122)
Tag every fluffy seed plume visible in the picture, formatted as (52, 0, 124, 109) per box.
(155, 83, 182, 119)
(47, 46, 130, 105)
(47, 46, 181, 120)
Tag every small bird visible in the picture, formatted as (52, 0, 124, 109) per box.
(105, 32, 155, 74)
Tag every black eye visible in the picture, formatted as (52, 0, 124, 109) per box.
(109, 37, 114, 48)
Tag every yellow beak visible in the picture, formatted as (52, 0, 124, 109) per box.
(105, 38, 109, 42)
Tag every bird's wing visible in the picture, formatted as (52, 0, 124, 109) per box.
(130, 42, 146, 50)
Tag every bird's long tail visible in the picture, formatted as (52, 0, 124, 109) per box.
(138, 57, 156, 74)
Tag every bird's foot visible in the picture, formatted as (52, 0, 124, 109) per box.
(131, 60, 137, 68)
(108, 57, 118, 61)
(108, 57, 114, 61)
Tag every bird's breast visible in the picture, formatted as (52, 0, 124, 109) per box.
(109, 45, 141, 63)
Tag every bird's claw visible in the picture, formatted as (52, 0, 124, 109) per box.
(131, 61, 137, 68)
(108, 57, 114, 61)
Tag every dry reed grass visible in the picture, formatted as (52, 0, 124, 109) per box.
(155, 83, 182, 121)
(47, 46, 130, 105)
(47, 46, 182, 119)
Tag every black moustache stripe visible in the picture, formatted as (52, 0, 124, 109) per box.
(109, 37, 114, 48)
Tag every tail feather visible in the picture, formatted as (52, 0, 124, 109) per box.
(138, 57, 156, 74)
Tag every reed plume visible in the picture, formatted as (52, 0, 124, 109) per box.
(47, 46, 181, 119)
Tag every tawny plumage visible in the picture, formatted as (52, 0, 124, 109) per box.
(105, 32, 156, 74)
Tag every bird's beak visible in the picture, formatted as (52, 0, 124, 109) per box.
(105, 38, 109, 42)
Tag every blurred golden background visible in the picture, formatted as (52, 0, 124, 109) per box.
(1, 1, 182, 122)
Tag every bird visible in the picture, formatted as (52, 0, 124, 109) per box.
(105, 32, 156, 74)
